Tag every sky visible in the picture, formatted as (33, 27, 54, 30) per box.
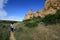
(0, 0, 45, 21)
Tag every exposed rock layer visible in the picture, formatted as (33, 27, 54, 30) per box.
(24, 0, 60, 20)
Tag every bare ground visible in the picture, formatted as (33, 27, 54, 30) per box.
(10, 32, 16, 40)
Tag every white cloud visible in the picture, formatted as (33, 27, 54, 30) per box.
(6, 16, 22, 21)
(0, 9, 7, 17)
(1, 16, 23, 21)
(0, 0, 22, 21)
(4, 0, 8, 3)
(8, 16, 18, 20)
(0, 0, 8, 8)
(0, 0, 8, 19)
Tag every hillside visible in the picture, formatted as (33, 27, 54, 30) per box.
(14, 9, 60, 40)
(14, 22, 60, 40)
(0, 0, 60, 40)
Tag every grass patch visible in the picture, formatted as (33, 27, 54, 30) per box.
(14, 23, 60, 40)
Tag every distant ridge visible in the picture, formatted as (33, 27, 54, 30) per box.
(0, 20, 20, 23)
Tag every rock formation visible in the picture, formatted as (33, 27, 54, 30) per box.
(24, 9, 34, 20)
(44, 0, 60, 10)
(24, 0, 60, 20)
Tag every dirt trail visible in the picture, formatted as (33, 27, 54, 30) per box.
(10, 32, 16, 40)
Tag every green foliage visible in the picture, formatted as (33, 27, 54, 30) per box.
(15, 27, 23, 32)
(42, 14, 56, 25)
(23, 16, 41, 28)
(55, 9, 60, 23)
(42, 9, 60, 25)
(32, 16, 42, 23)
(0, 23, 10, 40)
(0, 20, 18, 24)
(24, 22, 38, 28)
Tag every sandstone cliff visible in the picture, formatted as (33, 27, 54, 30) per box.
(24, 9, 34, 20)
(24, 0, 60, 20)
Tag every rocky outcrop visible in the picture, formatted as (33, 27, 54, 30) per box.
(24, 9, 34, 20)
(24, 0, 60, 20)
(44, 0, 60, 10)
(40, 0, 60, 17)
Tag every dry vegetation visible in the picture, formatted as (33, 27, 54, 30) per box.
(14, 9, 60, 40)
(14, 23, 60, 40)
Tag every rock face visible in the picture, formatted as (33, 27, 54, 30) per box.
(44, 0, 60, 10)
(24, 0, 60, 20)
(24, 9, 34, 20)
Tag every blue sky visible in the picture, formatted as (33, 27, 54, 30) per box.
(0, 0, 45, 21)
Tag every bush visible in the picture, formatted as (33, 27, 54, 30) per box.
(0, 23, 10, 40)
(42, 14, 56, 25)
(23, 16, 41, 28)
(42, 9, 60, 25)
(24, 22, 38, 28)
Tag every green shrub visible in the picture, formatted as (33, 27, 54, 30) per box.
(23, 16, 42, 28)
(42, 9, 60, 25)
(0, 23, 10, 40)
(24, 22, 38, 28)
(42, 14, 56, 25)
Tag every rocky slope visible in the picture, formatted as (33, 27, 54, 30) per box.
(24, 0, 60, 20)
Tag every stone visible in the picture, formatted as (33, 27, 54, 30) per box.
(24, 0, 60, 20)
